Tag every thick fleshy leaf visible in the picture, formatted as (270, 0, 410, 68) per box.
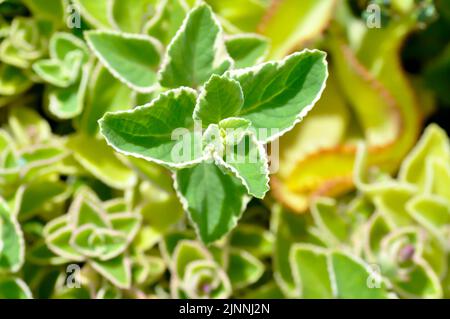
(399, 124, 450, 188)
(174, 161, 249, 243)
(230, 225, 274, 258)
(8, 106, 51, 147)
(47, 62, 90, 119)
(0, 199, 24, 272)
(172, 240, 211, 279)
(311, 198, 348, 244)
(330, 251, 390, 299)
(90, 255, 131, 289)
(71, 225, 128, 260)
(67, 134, 137, 190)
(158, 4, 233, 88)
(34, 51, 84, 88)
(49, 32, 89, 62)
(22, 0, 65, 26)
(227, 249, 264, 289)
(100, 88, 201, 168)
(225, 50, 328, 142)
(225, 34, 269, 69)
(194, 74, 244, 127)
(0, 64, 32, 96)
(85, 30, 163, 93)
(290, 244, 333, 298)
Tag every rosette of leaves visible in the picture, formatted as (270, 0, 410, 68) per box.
(162, 235, 265, 299)
(43, 189, 141, 289)
(95, 4, 328, 244)
(33, 32, 91, 119)
(279, 124, 450, 299)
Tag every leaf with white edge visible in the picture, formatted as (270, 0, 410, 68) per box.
(85, 30, 163, 93)
(72, 0, 113, 29)
(225, 34, 269, 69)
(0, 198, 24, 272)
(33, 51, 84, 88)
(67, 134, 137, 190)
(426, 158, 450, 200)
(194, 74, 244, 127)
(407, 195, 450, 245)
(71, 225, 128, 260)
(0, 64, 32, 96)
(219, 117, 252, 145)
(109, 213, 141, 239)
(172, 240, 211, 278)
(67, 193, 110, 229)
(399, 124, 450, 188)
(90, 255, 131, 289)
(311, 198, 349, 243)
(158, 4, 233, 88)
(330, 251, 391, 299)
(226, 50, 328, 142)
(8, 106, 51, 147)
(230, 225, 274, 258)
(0, 278, 32, 299)
(45, 225, 85, 261)
(100, 88, 202, 168)
(175, 161, 249, 244)
(49, 32, 89, 62)
(220, 134, 270, 199)
(144, 0, 189, 45)
(47, 62, 91, 119)
(290, 244, 333, 298)
(227, 248, 264, 289)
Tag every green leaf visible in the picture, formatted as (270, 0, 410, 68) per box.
(0, 278, 32, 299)
(72, 0, 113, 29)
(79, 64, 133, 136)
(72, 225, 128, 260)
(172, 240, 211, 279)
(230, 225, 274, 258)
(34, 51, 84, 88)
(194, 74, 244, 127)
(90, 255, 131, 289)
(47, 62, 91, 119)
(225, 50, 328, 142)
(22, 0, 65, 26)
(109, 0, 153, 33)
(8, 106, 51, 147)
(174, 161, 249, 244)
(66, 134, 137, 190)
(0, 198, 24, 272)
(399, 124, 450, 188)
(68, 192, 110, 229)
(220, 134, 270, 199)
(290, 244, 333, 298)
(158, 4, 233, 88)
(311, 198, 349, 243)
(49, 32, 89, 63)
(225, 34, 269, 69)
(100, 88, 201, 168)
(85, 30, 163, 93)
(0, 64, 32, 96)
(227, 248, 264, 289)
(144, 0, 189, 45)
(330, 251, 390, 299)
(258, 0, 337, 59)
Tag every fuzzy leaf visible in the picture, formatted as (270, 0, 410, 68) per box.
(194, 74, 244, 127)
(226, 50, 328, 142)
(175, 161, 249, 243)
(0, 199, 24, 272)
(158, 4, 233, 88)
(100, 88, 201, 168)
(227, 249, 264, 289)
(0, 278, 32, 299)
(85, 31, 163, 93)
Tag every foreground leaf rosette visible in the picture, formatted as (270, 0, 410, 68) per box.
(99, 4, 328, 244)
